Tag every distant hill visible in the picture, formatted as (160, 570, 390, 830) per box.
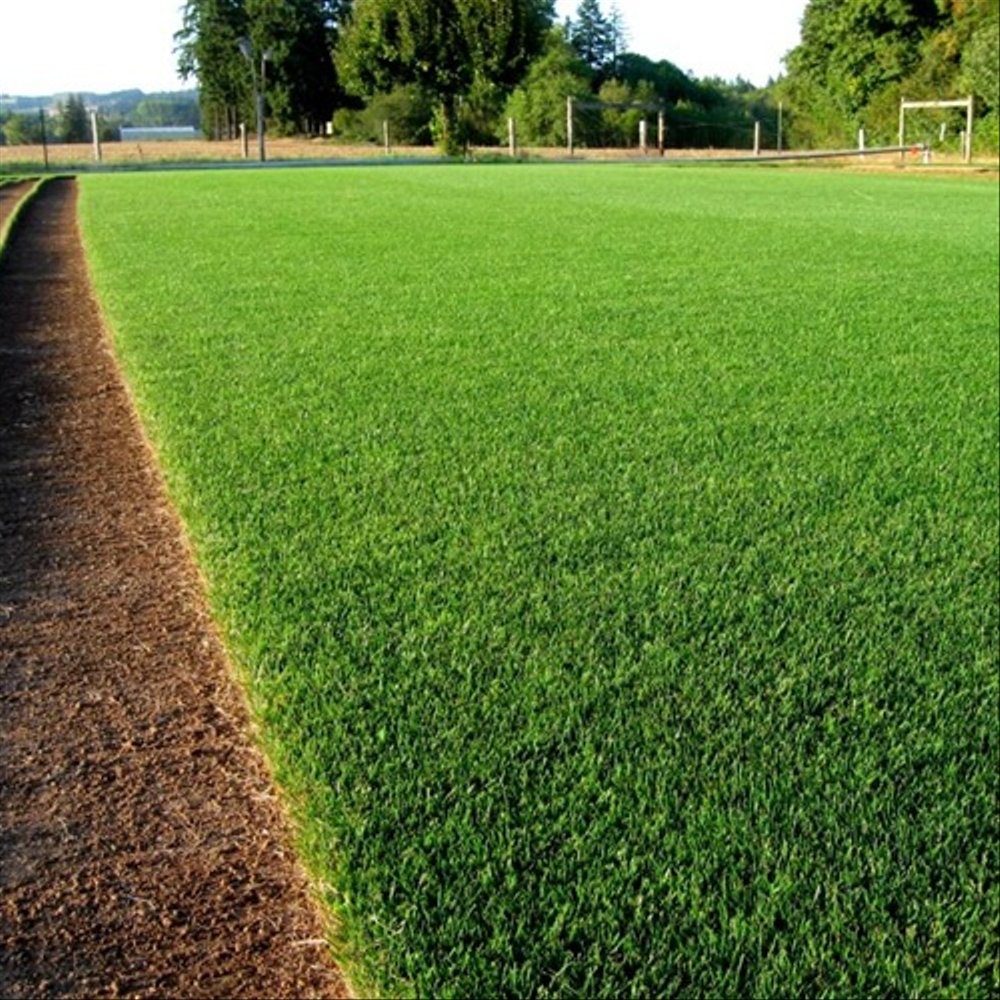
(1, 89, 197, 115)
(0, 89, 200, 130)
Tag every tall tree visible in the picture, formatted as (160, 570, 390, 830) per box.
(499, 27, 591, 146)
(782, 0, 998, 148)
(244, 0, 347, 134)
(785, 0, 943, 125)
(57, 94, 90, 143)
(569, 0, 612, 74)
(177, 0, 350, 137)
(176, 0, 250, 138)
(606, 2, 627, 77)
(336, 0, 553, 151)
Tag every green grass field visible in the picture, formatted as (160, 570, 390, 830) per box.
(80, 165, 999, 997)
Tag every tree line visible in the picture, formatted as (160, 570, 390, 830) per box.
(780, 0, 998, 150)
(4, 1, 995, 153)
(177, 0, 997, 152)
(173, 0, 785, 151)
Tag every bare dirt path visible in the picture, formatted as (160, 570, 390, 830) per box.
(0, 179, 350, 998)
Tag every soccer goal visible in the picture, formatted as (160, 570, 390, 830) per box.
(899, 96, 975, 163)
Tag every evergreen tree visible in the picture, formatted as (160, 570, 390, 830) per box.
(176, 0, 250, 137)
(244, 0, 347, 134)
(569, 0, 612, 74)
(176, 0, 350, 137)
(57, 94, 90, 143)
(606, 2, 627, 78)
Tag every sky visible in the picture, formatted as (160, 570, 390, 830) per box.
(0, 0, 808, 97)
(553, 0, 809, 86)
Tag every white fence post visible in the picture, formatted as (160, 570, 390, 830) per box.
(90, 110, 102, 162)
(965, 95, 974, 163)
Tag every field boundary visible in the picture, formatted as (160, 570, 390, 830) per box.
(0, 176, 53, 265)
(1, 178, 353, 999)
(5, 135, 997, 177)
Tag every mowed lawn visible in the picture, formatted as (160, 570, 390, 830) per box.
(80, 165, 998, 997)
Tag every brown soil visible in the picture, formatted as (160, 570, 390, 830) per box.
(0, 179, 351, 998)
(0, 181, 36, 233)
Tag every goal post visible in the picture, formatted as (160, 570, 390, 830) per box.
(899, 96, 974, 163)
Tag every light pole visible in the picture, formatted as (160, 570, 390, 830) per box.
(238, 37, 273, 162)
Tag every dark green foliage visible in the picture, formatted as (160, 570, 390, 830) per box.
(616, 52, 701, 105)
(569, 0, 613, 73)
(176, 0, 347, 137)
(498, 27, 591, 145)
(332, 83, 433, 143)
(606, 2, 626, 77)
(336, 0, 554, 150)
(176, 0, 250, 137)
(56, 94, 89, 143)
(244, 0, 343, 134)
(0, 111, 47, 145)
(788, 0, 942, 120)
(82, 166, 999, 998)
(783, 0, 999, 149)
(961, 9, 999, 111)
(579, 77, 657, 146)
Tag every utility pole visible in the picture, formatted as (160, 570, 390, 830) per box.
(239, 37, 272, 162)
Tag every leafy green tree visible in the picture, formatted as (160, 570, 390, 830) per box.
(788, 0, 942, 122)
(616, 53, 700, 105)
(334, 83, 434, 143)
(595, 77, 656, 145)
(1, 111, 47, 145)
(177, 0, 349, 137)
(244, 0, 346, 134)
(336, 0, 553, 151)
(960, 8, 999, 110)
(782, 0, 998, 150)
(499, 27, 591, 146)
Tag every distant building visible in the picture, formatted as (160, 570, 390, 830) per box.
(119, 126, 199, 142)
